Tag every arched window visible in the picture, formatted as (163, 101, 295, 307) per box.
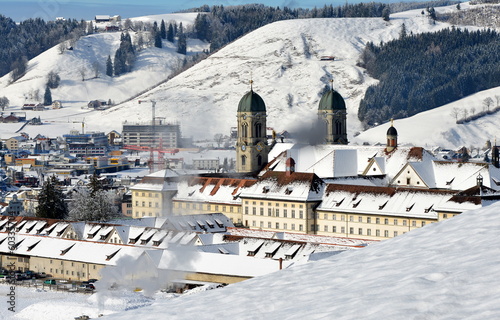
(241, 155, 246, 166)
(335, 121, 342, 135)
(254, 123, 262, 138)
(257, 154, 262, 166)
(242, 123, 248, 138)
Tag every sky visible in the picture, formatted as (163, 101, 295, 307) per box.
(0, 0, 348, 21)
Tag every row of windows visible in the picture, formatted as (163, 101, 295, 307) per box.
(135, 201, 160, 208)
(173, 202, 241, 213)
(245, 201, 304, 209)
(134, 192, 159, 197)
(320, 214, 426, 227)
(319, 225, 402, 238)
(245, 207, 305, 219)
(251, 220, 304, 231)
(134, 212, 154, 218)
(49, 260, 96, 269)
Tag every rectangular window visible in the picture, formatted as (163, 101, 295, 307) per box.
(412, 221, 417, 227)
(299, 211, 303, 219)
(311, 224, 315, 232)
(268, 222, 272, 228)
(367, 217, 371, 223)
(376, 229, 380, 236)
(283, 223, 287, 230)
(332, 226, 337, 233)
(384, 230, 389, 237)
(268, 208, 272, 216)
(403, 220, 407, 226)
(341, 227, 345, 234)
(384, 218, 388, 225)
(358, 216, 362, 223)
(260, 221, 264, 228)
(276, 222, 280, 229)
(324, 213, 328, 220)
(394, 219, 398, 225)
(333, 214, 336, 220)
(394, 231, 398, 237)
(276, 209, 280, 217)
(252, 207, 256, 215)
(358, 228, 362, 235)
(299, 224, 303, 231)
(252, 221, 256, 227)
(284, 209, 288, 218)
(245, 207, 249, 215)
(349, 227, 354, 234)
(421, 221, 426, 227)
(260, 208, 264, 216)
(341, 215, 345, 221)
(349, 216, 354, 222)
(324, 225, 328, 232)
(291, 224, 295, 230)
(376, 218, 380, 224)
(443, 214, 447, 219)
(367, 229, 371, 236)
(292, 210, 296, 218)
(215, 205, 219, 211)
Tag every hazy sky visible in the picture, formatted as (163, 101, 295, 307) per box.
(1, 0, 353, 21)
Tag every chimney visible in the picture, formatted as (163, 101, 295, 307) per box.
(492, 145, 499, 168)
(285, 157, 295, 176)
(477, 173, 483, 187)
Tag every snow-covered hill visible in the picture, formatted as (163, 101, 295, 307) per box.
(0, 4, 498, 149)
(100, 201, 500, 320)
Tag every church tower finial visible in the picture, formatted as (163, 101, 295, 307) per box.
(329, 78, 334, 90)
(386, 118, 398, 153)
(250, 71, 253, 91)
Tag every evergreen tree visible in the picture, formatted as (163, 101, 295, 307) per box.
(399, 23, 407, 38)
(106, 55, 113, 77)
(113, 32, 135, 76)
(177, 32, 187, 54)
(43, 85, 52, 106)
(154, 31, 162, 48)
(36, 175, 67, 219)
(167, 23, 174, 42)
(382, 7, 390, 21)
(160, 19, 167, 39)
(89, 173, 104, 196)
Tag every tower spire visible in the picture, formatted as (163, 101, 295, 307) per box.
(250, 71, 253, 91)
(329, 78, 334, 90)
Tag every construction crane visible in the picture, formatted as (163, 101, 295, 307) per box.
(137, 99, 165, 173)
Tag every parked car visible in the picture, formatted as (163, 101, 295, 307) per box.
(44, 279, 56, 285)
(36, 272, 47, 278)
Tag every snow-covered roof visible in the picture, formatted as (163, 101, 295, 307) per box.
(241, 171, 324, 202)
(174, 177, 256, 205)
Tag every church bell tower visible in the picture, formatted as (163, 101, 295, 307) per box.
(318, 79, 348, 145)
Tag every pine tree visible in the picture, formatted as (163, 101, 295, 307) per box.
(167, 23, 174, 42)
(36, 175, 67, 219)
(160, 19, 167, 39)
(43, 85, 52, 106)
(106, 55, 113, 77)
(177, 29, 187, 55)
(154, 31, 162, 48)
(89, 173, 104, 196)
(382, 7, 390, 21)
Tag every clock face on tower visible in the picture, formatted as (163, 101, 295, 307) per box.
(256, 142, 264, 152)
(241, 145, 246, 151)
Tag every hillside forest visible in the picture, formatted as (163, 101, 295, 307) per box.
(358, 27, 500, 127)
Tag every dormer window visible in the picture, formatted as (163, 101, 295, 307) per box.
(406, 203, 415, 212)
(424, 205, 434, 213)
(262, 186, 269, 194)
(285, 187, 293, 195)
(353, 199, 362, 208)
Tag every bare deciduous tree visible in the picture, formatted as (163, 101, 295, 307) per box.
(79, 67, 86, 81)
(483, 97, 494, 112)
(92, 61, 100, 78)
(450, 107, 460, 122)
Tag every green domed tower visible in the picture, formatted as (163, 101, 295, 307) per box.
(318, 80, 348, 145)
(236, 81, 269, 173)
